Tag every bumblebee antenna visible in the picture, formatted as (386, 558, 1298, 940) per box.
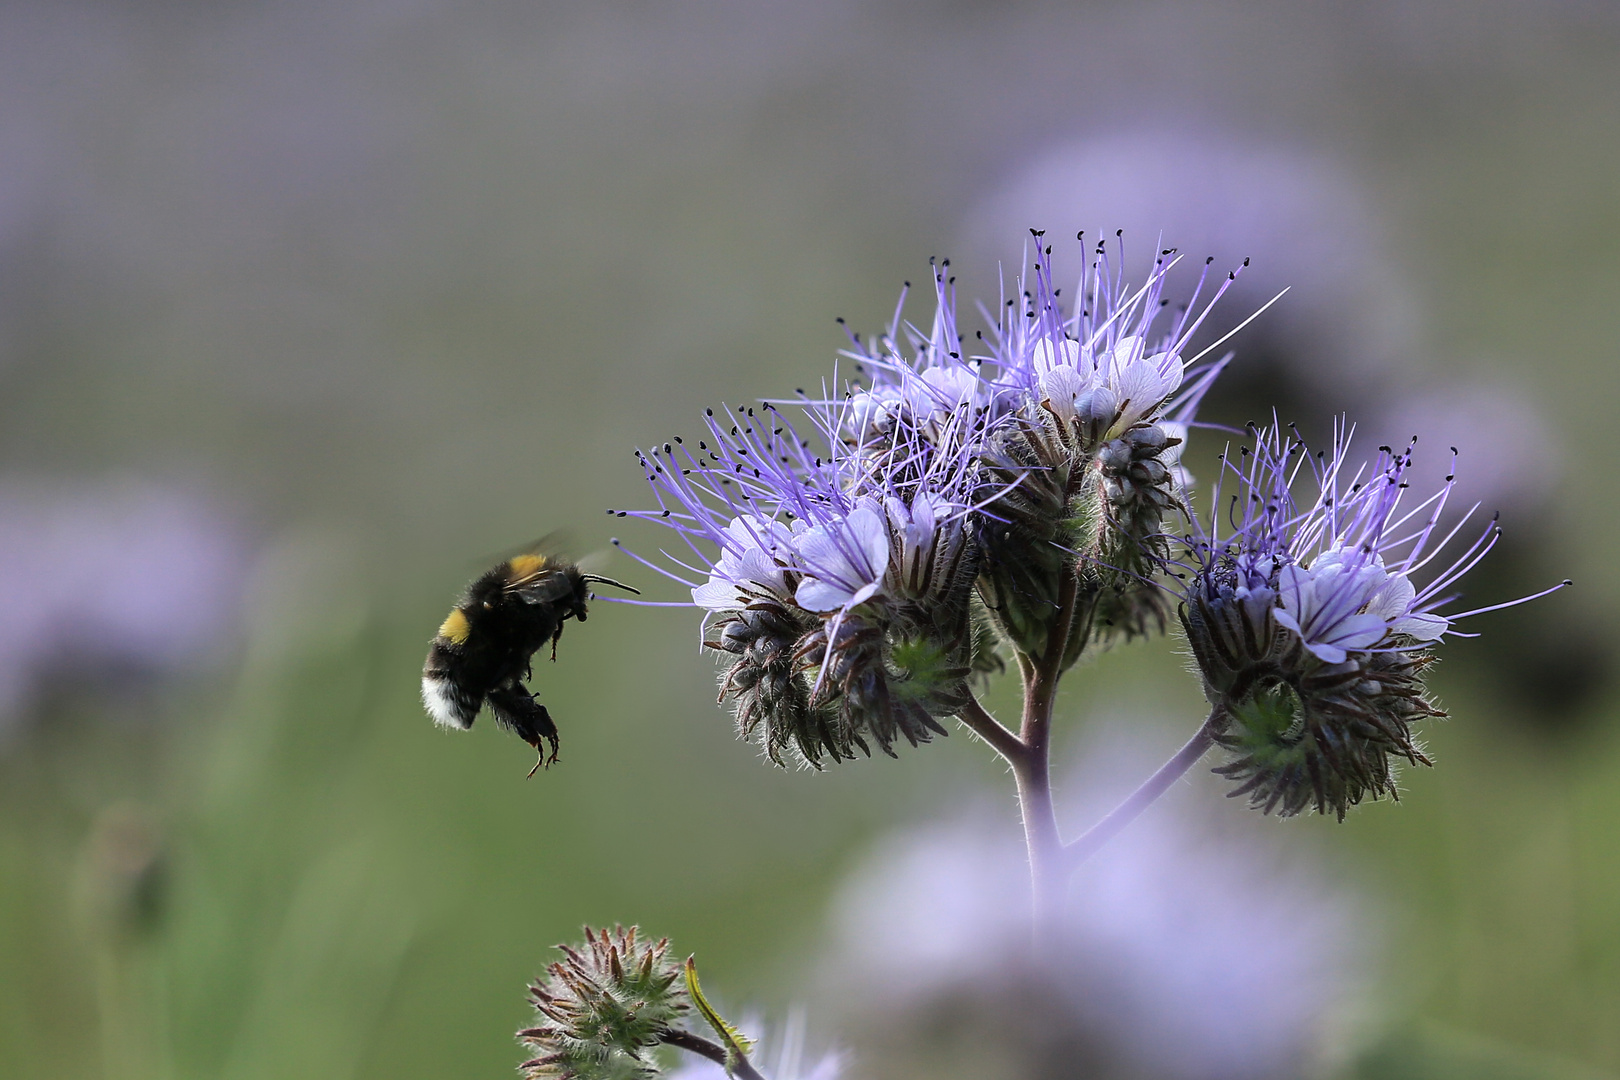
(581, 574, 640, 595)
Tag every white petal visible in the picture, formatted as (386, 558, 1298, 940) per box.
(736, 546, 785, 592)
(1076, 385, 1118, 423)
(795, 577, 854, 612)
(1316, 612, 1390, 654)
(845, 506, 892, 579)
(1031, 337, 1081, 377)
(1299, 639, 1350, 664)
(1039, 366, 1086, 422)
(915, 493, 948, 535)
(1392, 611, 1448, 641)
(692, 579, 744, 611)
(848, 581, 883, 606)
(1110, 335, 1146, 368)
(1364, 573, 1416, 622)
(1111, 354, 1182, 426)
(794, 522, 849, 573)
(918, 366, 975, 411)
(1277, 562, 1314, 615)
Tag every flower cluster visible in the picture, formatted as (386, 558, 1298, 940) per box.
(1176, 421, 1568, 818)
(615, 234, 1246, 767)
(972, 236, 1243, 657)
(618, 396, 982, 766)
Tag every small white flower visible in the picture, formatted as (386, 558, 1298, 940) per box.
(846, 386, 905, 442)
(691, 515, 798, 611)
(1033, 332, 1184, 437)
(793, 505, 891, 613)
(1274, 547, 1447, 664)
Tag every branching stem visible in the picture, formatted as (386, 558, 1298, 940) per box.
(1012, 565, 1081, 924)
(658, 1028, 769, 1080)
(968, 566, 1228, 930)
(1060, 705, 1226, 870)
(956, 694, 1026, 765)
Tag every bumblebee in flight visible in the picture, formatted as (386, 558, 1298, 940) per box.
(422, 550, 637, 776)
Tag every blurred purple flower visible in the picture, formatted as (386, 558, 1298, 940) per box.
(820, 726, 1365, 1079)
(1375, 383, 1556, 520)
(963, 131, 1413, 396)
(667, 1011, 843, 1080)
(0, 478, 244, 735)
(963, 129, 1561, 526)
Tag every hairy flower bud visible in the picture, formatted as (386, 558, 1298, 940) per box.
(793, 614, 952, 760)
(709, 599, 822, 766)
(518, 926, 688, 1080)
(1211, 649, 1440, 819)
(1090, 420, 1186, 641)
(974, 418, 1087, 660)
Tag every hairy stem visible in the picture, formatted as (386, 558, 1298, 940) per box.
(658, 1028, 769, 1080)
(956, 694, 1027, 765)
(1061, 706, 1227, 870)
(1014, 564, 1081, 927)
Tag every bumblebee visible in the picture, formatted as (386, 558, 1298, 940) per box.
(421, 550, 637, 776)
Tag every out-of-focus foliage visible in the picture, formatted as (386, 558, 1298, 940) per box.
(2, 2, 1619, 1078)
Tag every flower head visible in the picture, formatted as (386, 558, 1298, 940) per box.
(616, 350, 985, 765)
(972, 234, 1251, 654)
(1177, 420, 1568, 818)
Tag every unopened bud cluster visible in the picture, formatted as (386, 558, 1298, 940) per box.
(518, 926, 688, 1080)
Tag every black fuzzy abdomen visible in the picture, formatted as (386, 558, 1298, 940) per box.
(456, 601, 560, 696)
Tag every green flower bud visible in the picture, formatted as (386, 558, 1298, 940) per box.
(518, 926, 688, 1080)
(974, 418, 1090, 661)
(1212, 649, 1442, 820)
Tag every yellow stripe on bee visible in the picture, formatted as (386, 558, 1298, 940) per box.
(507, 553, 548, 579)
(438, 608, 471, 645)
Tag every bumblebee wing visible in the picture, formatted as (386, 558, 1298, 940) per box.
(474, 529, 576, 572)
(504, 562, 577, 606)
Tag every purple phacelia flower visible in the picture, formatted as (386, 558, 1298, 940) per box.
(792, 503, 890, 613)
(1177, 420, 1568, 818)
(615, 234, 1262, 764)
(971, 235, 1260, 656)
(689, 515, 801, 613)
(616, 363, 985, 765)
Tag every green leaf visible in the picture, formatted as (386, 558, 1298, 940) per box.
(683, 957, 753, 1073)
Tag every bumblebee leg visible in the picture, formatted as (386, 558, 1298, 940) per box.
(486, 685, 561, 775)
(549, 622, 563, 662)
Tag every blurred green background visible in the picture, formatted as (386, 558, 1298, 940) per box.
(2, 2, 1618, 1078)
